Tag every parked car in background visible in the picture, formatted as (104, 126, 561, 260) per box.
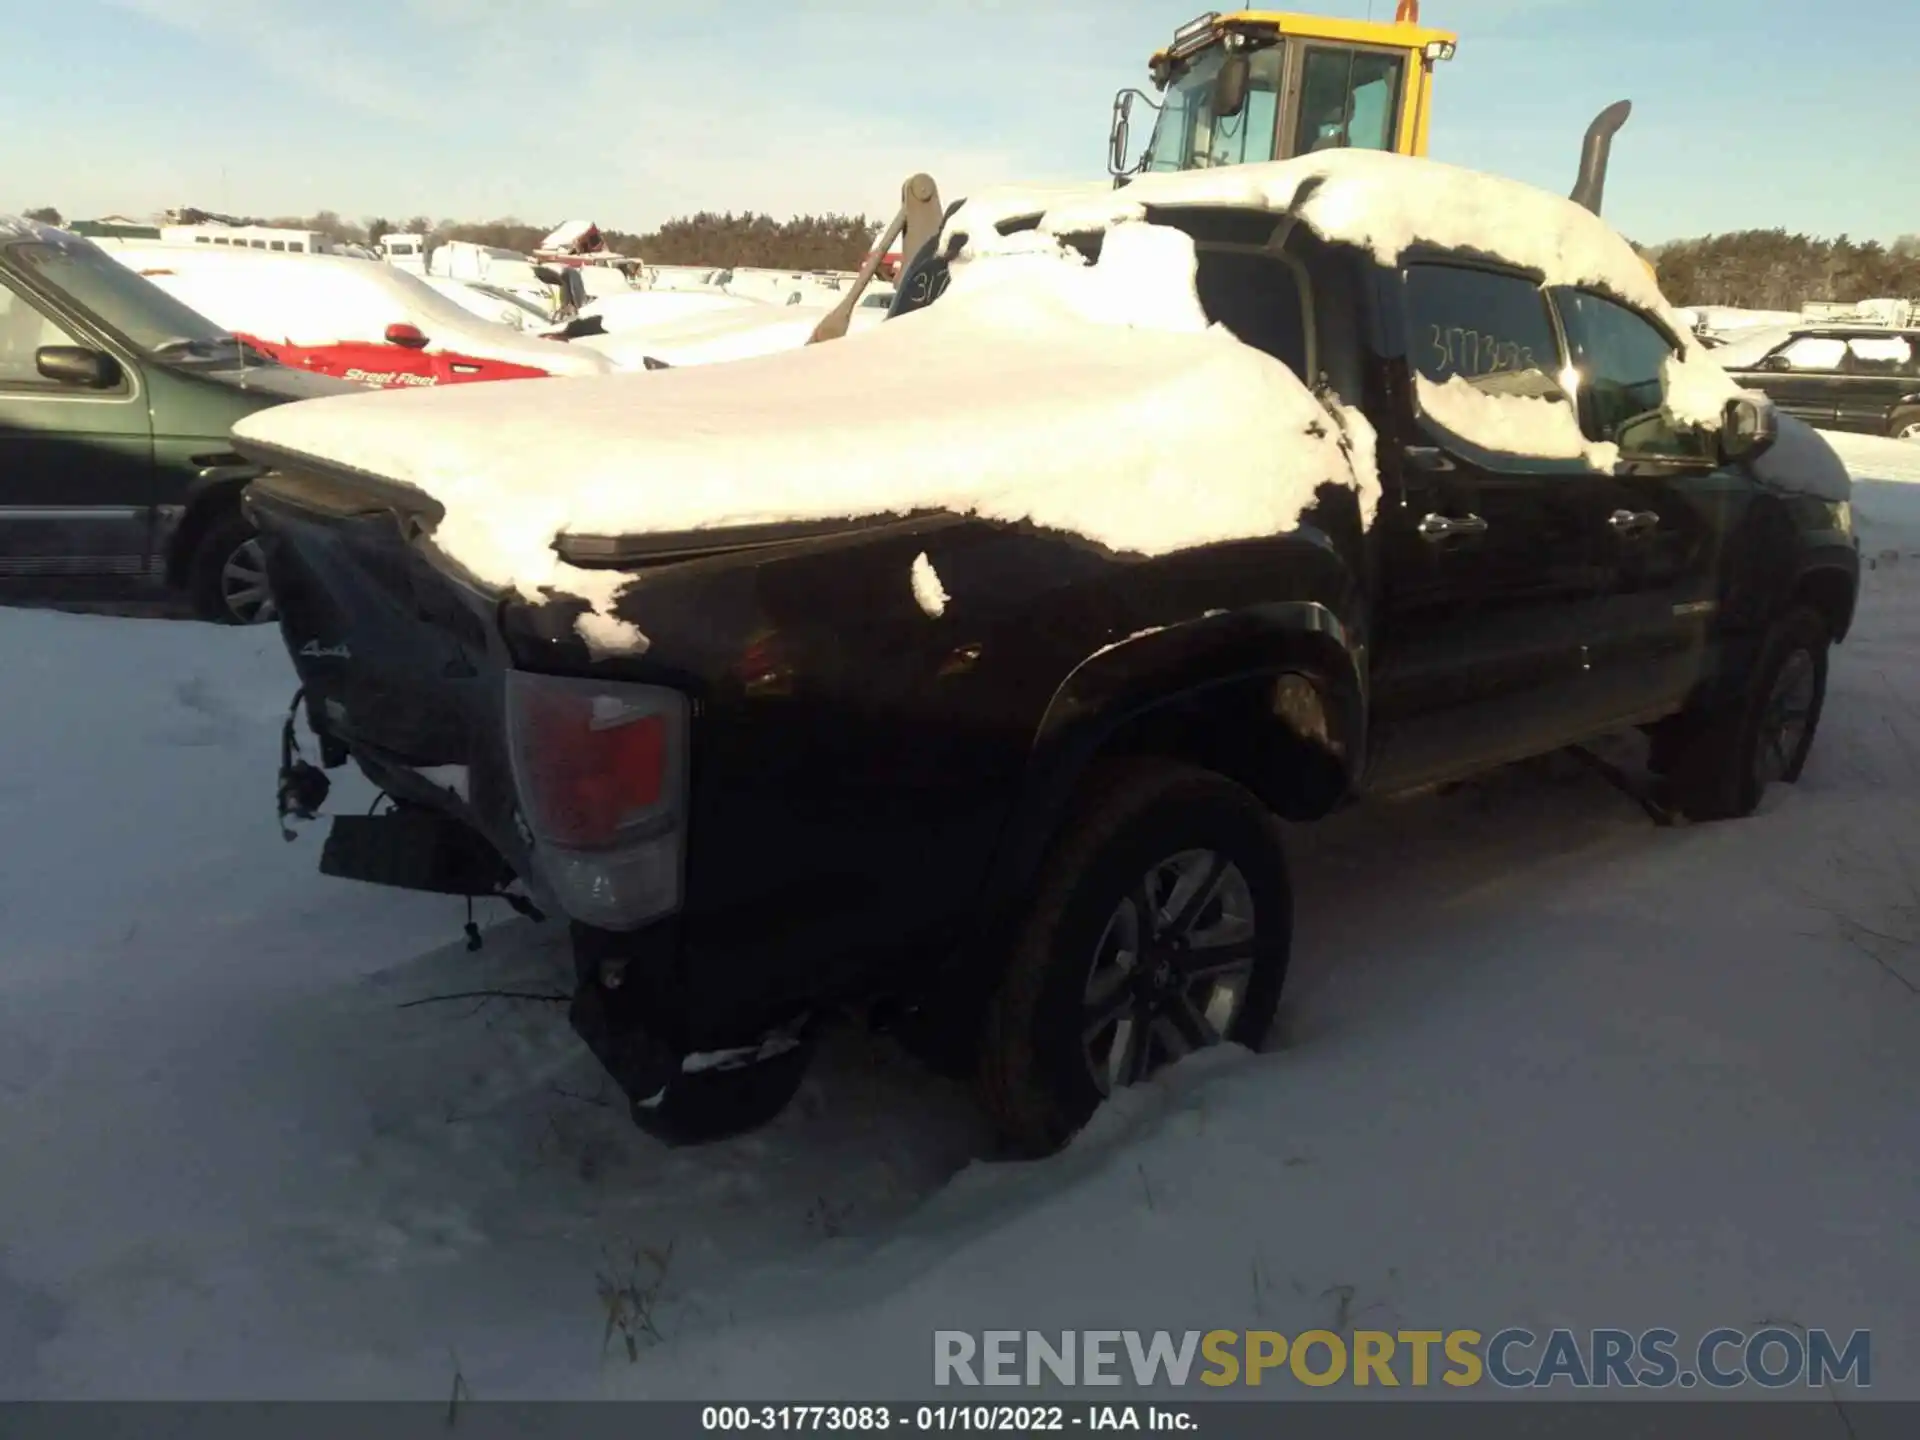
(0, 215, 354, 623)
(578, 288, 766, 334)
(578, 286, 897, 369)
(1714, 324, 1920, 440)
(99, 244, 615, 386)
(419, 275, 558, 334)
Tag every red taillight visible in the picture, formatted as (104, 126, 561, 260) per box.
(505, 675, 684, 850)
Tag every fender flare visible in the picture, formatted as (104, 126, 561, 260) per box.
(163, 463, 263, 586)
(967, 601, 1367, 947)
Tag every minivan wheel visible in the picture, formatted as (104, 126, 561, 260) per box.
(188, 510, 277, 625)
(1891, 407, 1920, 442)
(1668, 605, 1830, 822)
(978, 761, 1291, 1157)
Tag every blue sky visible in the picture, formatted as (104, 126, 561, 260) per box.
(3, 0, 1915, 244)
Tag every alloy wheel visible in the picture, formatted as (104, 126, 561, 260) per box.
(220, 538, 277, 625)
(1754, 647, 1816, 789)
(1080, 847, 1257, 1094)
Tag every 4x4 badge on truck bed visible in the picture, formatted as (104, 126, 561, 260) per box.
(299, 640, 351, 659)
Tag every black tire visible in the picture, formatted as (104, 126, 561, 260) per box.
(978, 760, 1291, 1157)
(1890, 406, 1920, 443)
(626, 1037, 814, 1146)
(187, 508, 277, 625)
(1667, 605, 1830, 822)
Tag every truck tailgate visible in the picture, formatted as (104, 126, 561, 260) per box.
(243, 467, 499, 769)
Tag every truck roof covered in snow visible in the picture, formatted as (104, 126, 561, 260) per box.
(947, 149, 1673, 316)
(229, 151, 1742, 623)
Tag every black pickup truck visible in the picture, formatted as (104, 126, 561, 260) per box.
(235, 172, 1860, 1156)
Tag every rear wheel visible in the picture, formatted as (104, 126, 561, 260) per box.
(1667, 605, 1829, 821)
(978, 761, 1291, 1157)
(187, 509, 277, 625)
(1891, 407, 1920, 442)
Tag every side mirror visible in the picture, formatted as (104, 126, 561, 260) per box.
(1719, 393, 1778, 464)
(1108, 89, 1135, 175)
(384, 323, 429, 349)
(1759, 353, 1792, 372)
(532, 264, 566, 286)
(36, 345, 120, 388)
(1212, 53, 1250, 119)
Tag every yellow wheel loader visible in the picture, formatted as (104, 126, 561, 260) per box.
(813, 3, 1637, 342)
(1106, 3, 1631, 214)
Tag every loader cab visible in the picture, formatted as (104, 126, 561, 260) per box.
(1109, 10, 1457, 177)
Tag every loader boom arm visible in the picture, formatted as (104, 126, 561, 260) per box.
(809, 173, 944, 344)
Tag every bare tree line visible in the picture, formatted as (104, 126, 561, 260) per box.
(20, 202, 1920, 303)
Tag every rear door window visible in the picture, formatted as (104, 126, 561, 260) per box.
(1192, 248, 1309, 377)
(1845, 333, 1915, 375)
(1403, 263, 1564, 397)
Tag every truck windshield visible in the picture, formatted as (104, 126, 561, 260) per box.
(6, 236, 238, 358)
(1145, 44, 1285, 172)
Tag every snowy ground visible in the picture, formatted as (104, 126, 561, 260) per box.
(2, 434, 1917, 1402)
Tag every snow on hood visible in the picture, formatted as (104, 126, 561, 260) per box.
(234, 219, 1364, 637)
(1754, 413, 1851, 503)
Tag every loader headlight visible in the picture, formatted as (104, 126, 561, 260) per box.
(1425, 40, 1457, 61)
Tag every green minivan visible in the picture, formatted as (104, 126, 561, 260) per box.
(0, 215, 355, 622)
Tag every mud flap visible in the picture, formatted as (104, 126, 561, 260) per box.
(569, 982, 679, 1112)
(319, 809, 516, 896)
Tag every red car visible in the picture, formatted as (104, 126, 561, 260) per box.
(106, 244, 615, 389)
(237, 325, 552, 389)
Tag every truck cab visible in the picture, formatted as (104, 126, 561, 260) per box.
(1110, 8, 1457, 176)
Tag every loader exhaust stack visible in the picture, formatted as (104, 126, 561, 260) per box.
(1570, 99, 1632, 216)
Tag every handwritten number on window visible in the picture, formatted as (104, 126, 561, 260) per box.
(1426, 323, 1536, 379)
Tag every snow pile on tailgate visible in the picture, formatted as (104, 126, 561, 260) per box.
(231, 218, 1357, 604)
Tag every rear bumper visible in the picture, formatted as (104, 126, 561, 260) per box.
(317, 806, 514, 897)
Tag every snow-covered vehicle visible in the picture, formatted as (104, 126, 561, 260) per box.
(233, 150, 1860, 1153)
(578, 288, 767, 335)
(418, 275, 558, 334)
(104, 245, 615, 386)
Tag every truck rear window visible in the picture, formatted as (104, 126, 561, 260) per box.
(1193, 247, 1309, 378)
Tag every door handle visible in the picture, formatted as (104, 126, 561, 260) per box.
(1404, 445, 1456, 473)
(1608, 508, 1661, 534)
(1418, 512, 1488, 540)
